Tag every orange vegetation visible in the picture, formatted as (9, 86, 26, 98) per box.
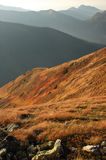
(0, 48, 106, 143)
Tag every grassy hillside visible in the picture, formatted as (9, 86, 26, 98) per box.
(0, 48, 105, 145)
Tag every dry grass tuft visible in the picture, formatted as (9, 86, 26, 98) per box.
(85, 135, 102, 145)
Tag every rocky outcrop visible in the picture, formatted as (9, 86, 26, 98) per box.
(82, 141, 106, 160)
(32, 139, 62, 160)
(100, 141, 106, 159)
(0, 148, 6, 157)
(0, 128, 106, 160)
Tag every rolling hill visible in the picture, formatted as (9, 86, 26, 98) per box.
(0, 48, 105, 144)
(0, 21, 103, 86)
(0, 9, 106, 44)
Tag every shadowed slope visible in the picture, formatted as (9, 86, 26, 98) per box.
(0, 21, 103, 86)
(0, 9, 106, 45)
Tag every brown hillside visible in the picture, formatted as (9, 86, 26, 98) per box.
(0, 48, 106, 142)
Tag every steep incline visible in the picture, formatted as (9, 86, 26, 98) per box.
(0, 48, 106, 142)
(0, 48, 106, 106)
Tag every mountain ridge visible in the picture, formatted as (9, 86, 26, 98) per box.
(60, 5, 102, 20)
(0, 8, 105, 45)
(0, 21, 103, 86)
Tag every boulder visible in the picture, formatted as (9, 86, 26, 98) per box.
(27, 145, 38, 154)
(0, 148, 6, 157)
(82, 145, 99, 153)
(101, 141, 106, 155)
(32, 139, 62, 160)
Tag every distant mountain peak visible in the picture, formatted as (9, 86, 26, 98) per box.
(68, 7, 76, 10)
(47, 9, 56, 14)
(61, 4, 102, 20)
(39, 9, 57, 15)
(79, 5, 100, 10)
(68, 5, 101, 12)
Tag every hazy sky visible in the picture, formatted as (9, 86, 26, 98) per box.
(0, 0, 106, 10)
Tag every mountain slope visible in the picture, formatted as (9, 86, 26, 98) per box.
(87, 11, 106, 44)
(0, 48, 105, 105)
(91, 10, 106, 21)
(0, 21, 103, 86)
(61, 5, 101, 20)
(0, 48, 106, 142)
(0, 9, 106, 44)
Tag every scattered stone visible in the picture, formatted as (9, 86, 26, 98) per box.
(82, 145, 99, 153)
(0, 128, 8, 140)
(32, 139, 62, 160)
(101, 141, 106, 147)
(100, 141, 106, 156)
(0, 129, 8, 149)
(71, 147, 77, 152)
(6, 123, 19, 132)
(0, 148, 6, 157)
(102, 146, 106, 153)
(0, 130, 106, 160)
(38, 141, 54, 151)
(27, 145, 38, 154)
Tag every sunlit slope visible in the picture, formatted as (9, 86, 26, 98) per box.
(0, 48, 105, 106)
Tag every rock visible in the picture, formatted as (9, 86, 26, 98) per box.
(0, 148, 6, 157)
(27, 145, 38, 154)
(82, 145, 99, 153)
(0, 128, 8, 149)
(28, 141, 54, 155)
(6, 123, 19, 132)
(71, 147, 77, 152)
(100, 141, 106, 156)
(38, 141, 54, 151)
(0, 128, 8, 140)
(32, 139, 62, 160)
(102, 146, 106, 153)
(101, 141, 106, 147)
